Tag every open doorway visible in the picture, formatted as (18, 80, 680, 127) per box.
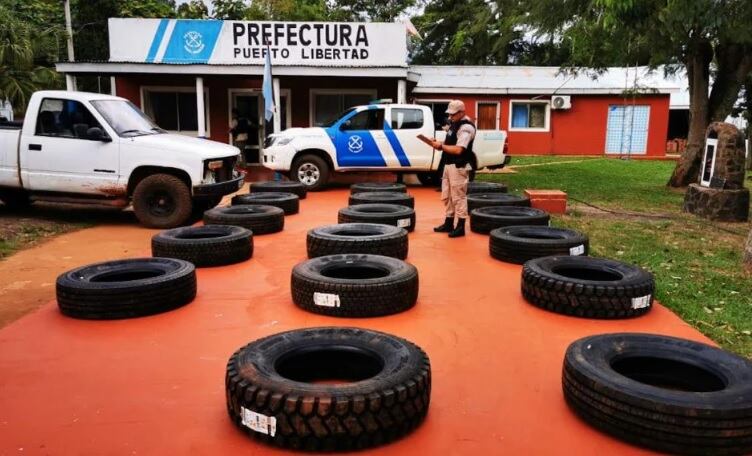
(229, 90, 262, 165)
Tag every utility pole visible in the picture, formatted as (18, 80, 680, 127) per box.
(63, 0, 76, 91)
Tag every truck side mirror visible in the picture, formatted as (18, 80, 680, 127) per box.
(87, 127, 111, 142)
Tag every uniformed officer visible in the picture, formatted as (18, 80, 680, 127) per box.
(431, 100, 476, 238)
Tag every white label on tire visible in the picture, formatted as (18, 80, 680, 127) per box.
(631, 295, 651, 309)
(241, 407, 277, 436)
(397, 218, 411, 228)
(314, 292, 340, 308)
(569, 244, 585, 256)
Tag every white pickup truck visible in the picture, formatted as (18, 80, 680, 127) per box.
(0, 91, 243, 228)
(262, 103, 509, 190)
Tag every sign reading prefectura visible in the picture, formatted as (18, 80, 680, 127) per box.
(108, 19, 408, 67)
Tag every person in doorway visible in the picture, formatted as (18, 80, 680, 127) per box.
(230, 109, 250, 166)
(431, 100, 476, 238)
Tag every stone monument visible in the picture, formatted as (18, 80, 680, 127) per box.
(683, 122, 749, 222)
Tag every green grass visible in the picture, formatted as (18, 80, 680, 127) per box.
(0, 218, 86, 260)
(507, 155, 602, 166)
(480, 157, 752, 358)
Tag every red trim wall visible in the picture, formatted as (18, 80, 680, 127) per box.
(412, 93, 670, 156)
(115, 74, 669, 156)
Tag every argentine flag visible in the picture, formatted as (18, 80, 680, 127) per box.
(262, 48, 275, 122)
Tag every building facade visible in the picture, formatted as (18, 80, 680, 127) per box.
(56, 18, 685, 162)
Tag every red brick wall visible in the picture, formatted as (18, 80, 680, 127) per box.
(412, 93, 670, 156)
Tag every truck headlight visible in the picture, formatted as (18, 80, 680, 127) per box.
(276, 137, 293, 146)
(207, 160, 223, 170)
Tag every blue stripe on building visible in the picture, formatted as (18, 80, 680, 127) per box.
(145, 19, 169, 63)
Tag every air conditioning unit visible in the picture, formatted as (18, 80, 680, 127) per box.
(551, 95, 572, 110)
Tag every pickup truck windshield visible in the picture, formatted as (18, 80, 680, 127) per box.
(91, 100, 164, 137)
(321, 108, 356, 128)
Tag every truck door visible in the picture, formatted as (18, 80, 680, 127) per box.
(20, 98, 120, 195)
(385, 107, 434, 169)
(333, 108, 390, 168)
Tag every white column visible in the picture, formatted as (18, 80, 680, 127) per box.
(196, 77, 206, 138)
(397, 79, 407, 104)
(65, 75, 75, 91)
(273, 77, 281, 133)
(110, 76, 117, 96)
(63, 0, 76, 92)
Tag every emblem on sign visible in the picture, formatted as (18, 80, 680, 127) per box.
(184, 31, 205, 54)
(348, 135, 363, 153)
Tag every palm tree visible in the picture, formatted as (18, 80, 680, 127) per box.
(0, 5, 63, 113)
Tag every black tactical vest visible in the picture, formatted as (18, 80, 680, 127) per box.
(444, 118, 475, 167)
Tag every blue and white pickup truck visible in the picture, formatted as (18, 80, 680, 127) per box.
(262, 103, 509, 190)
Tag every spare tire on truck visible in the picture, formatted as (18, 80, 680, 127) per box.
(307, 223, 408, 259)
(489, 225, 588, 264)
(350, 182, 407, 194)
(291, 254, 418, 317)
(232, 191, 299, 215)
(251, 181, 307, 199)
(349, 191, 415, 208)
(56, 258, 196, 319)
(521, 255, 655, 319)
(152, 225, 253, 267)
(470, 206, 549, 234)
(338, 204, 416, 232)
(204, 205, 284, 235)
(563, 333, 752, 455)
(225, 327, 431, 451)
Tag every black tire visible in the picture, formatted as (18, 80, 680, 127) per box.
(56, 257, 196, 319)
(338, 204, 415, 233)
(467, 182, 507, 194)
(151, 225, 253, 267)
(563, 333, 752, 455)
(349, 191, 415, 208)
(291, 254, 418, 318)
(232, 192, 299, 215)
(132, 174, 193, 228)
(467, 193, 530, 211)
(489, 225, 589, 264)
(522, 256, 655, 319)
(416, 171, 441, 187)
(204, 205, 284, 235)
(251, 181, 307, 199)
(0, 189, 31, 209)
(307, 223, 408, 259)
(225, 327, 431, 451)
(350, 183, 407, 194)
(470, 206, 549, 234)
(290, 154, 330, 191)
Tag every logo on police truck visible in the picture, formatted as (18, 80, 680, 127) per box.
(348, 136, 363, 153)
(184, 31, 205, 54)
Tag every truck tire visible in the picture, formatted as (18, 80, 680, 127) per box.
(232, 192, 299, 215)
(349, 191, 414, 208)
(0, 189, 31, 210)
(467, 193, 530, 211)
(470, 206, 549, 234)
(132, 174, 193, 228)
(467, 182, 507, 194)
(152, 225, 253, 267)
(350, 183, 407, 194)
(338, 204, 416, 232)
(563, 333, 752, 455)
(251, 181, 308, 199)
(56, 258, 196, 319)
(290, 154, 329, 192)
(204, 205, 284, 235)
(225, 327, 431, 451)
(522, 256, 655, 319)
(291, 254, 418, 317)
(417, 171, 441, 187)
(489, 226, 589, 264)
(307, 223, 408, 259)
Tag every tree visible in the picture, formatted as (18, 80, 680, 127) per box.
(526, 0, 752, 187)
(213, 0, 249, 19)
(178, 0, 209, 18)
(336, 0, 419, 22)
(0, 3, 63, 110)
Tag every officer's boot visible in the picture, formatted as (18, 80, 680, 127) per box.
(433, 217, 454, 233)
(448, 218, 466, 238)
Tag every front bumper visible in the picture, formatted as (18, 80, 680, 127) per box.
(262, 144, 295, 171)
(193, 173, 245, 198)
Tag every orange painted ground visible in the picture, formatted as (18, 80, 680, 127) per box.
(0, 188, 709, 455)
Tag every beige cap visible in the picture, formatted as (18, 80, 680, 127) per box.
(445, 100, 466, 115)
